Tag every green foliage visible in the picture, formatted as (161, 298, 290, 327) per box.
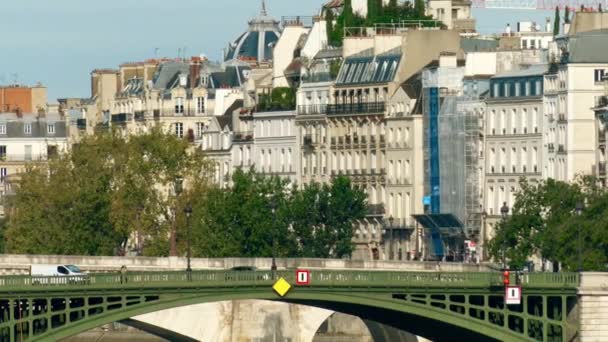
(258, 87, 296, 111)
(553, 7, 560, 35)
(325, 0, 434, 47)
(489, 176, 608, 271)
(564, 6, 570, 24)
(5, 128, 210, 256)
(330, 59, 342, 79)
(192, 170, 366, 258)
(414, 0, 425, 18)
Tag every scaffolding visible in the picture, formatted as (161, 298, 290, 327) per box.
(422, 66, 484, 258)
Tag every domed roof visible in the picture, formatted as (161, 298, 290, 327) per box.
(224, 0, 281, 63)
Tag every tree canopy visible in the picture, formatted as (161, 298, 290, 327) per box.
(325, 0, 435, 47)
(192, 169, 367, 258)
(489, 176, 608, 271)
(4, 128, 210, 256)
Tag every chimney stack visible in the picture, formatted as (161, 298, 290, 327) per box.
(189, 57, 202, 89)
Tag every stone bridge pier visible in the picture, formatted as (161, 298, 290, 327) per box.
(579, 273, 608, 342)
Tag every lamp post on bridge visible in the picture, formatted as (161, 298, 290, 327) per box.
(170, 177, 183, 257)
(575, 200, 584, 272)
(184, 202, 193, 281)
(500, 202, 509, 270)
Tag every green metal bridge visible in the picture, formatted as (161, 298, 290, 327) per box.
(0, 270, 579, 342)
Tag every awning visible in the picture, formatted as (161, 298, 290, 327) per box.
(412, 213, 464, 236)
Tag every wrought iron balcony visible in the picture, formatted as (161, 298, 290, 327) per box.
(303, 134, 313, 146)
(298, 105, 328, 115)
(233, 131, 253, 142)
(367, 203, 385, 216)
(326, 102, 386, 116)
(111, 113, 132, 124)
(557, 144, 566, 154)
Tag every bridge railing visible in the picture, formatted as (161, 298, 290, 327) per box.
(0, 271, 579, 290)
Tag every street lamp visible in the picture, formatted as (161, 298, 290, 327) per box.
(575, 201, 584, 272)
(184, 202, 193, 281)
(388, 216, 394, 260)
(500, 202, 509, 270)
(270, 197, 277, 273)
(170, 177, 183, 257)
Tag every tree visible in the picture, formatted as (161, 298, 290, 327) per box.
(415, 0, 425, 18)
(5, 128, 210, 256)
(344, 0, 354, 28)
(190, 170, 366, 258)
(553, 6, 560, 35)
(290, 177, 366, 258)
(325, 8, 335, 46)
(387, 0, 398, 17)
(367, 0, 377, 23)
(489, 176, 608, 271)
(600, 3, 603, 12)
(564, 6, 570, 24)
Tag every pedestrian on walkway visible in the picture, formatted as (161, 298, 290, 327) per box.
(120, 265, 128, 284)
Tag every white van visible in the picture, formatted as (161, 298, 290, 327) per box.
(30, 264, 88, 285)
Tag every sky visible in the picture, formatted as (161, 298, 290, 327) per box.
(0, 0, 551, 102)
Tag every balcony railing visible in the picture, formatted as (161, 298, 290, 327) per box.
(111, 113, 132, 124)
(298, 105, 328, 115)
(0, 154, 50, 162)
(233, 131, 253, 142)
(326, 102, 386, 116)
(367, 203, 385, 216)
(557, 114, 566, 123)
(548, 143, 555, 153)
(599, 130, 606, 144)
(558, 144, 566, 153)
(303, 134, 313, 145)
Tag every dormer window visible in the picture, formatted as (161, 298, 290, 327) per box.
(24, 123, 32, 135)
(47, 123, 55, 135)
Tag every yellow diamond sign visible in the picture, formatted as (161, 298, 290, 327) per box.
(272, 277, 291, 297)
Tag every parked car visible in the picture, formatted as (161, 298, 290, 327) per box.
(30, 264, 89, 285)
(225, 266, 270, 281)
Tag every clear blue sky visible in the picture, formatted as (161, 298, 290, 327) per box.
(0, 0, 551, 102)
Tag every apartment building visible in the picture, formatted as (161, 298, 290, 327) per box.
(550, 30, 608, 181)
(483, 64, 546, 244)
(0, 112, 69, 216)
(0, 84, 47, 114)
(593, 77, 608, 186)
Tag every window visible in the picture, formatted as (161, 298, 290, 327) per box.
(175, 97, 184, 114)
(515, 82, 521, 96)
(525, 82, 530, 96)
(25, 145, 32, 161)
(535, 80, 542, 95)
(196, 97, 205, 114)
(522, 39, 528, 49)
(196, 123, 204, 138)
(57, 266, 69, 275)
(595, 69, 606, 83)
(24, 123, 32, 135)
(493, 83, 499, 97)
(504, 83, 509, 97)
(47, 123, 55, 135)
(0, 145, 6, 159)
(0, 168, 6, 183)
(0, 124, 5, 135)
(175, 122, 184, 138)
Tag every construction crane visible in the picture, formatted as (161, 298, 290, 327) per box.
(472, 0, 608, 10)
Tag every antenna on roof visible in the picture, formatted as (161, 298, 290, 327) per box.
(261, 0, 267, 16)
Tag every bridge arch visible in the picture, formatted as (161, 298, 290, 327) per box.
(33, 290, 524, 341)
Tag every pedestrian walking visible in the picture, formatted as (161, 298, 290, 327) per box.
(120, 265, 128, 284)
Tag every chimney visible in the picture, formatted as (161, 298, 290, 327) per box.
(189, 57, 202, 89)
(15, 107, 22, 118)
(37, 107, 46, 119)
(546, 17, 551, 32)
(505, 23, 511, 35)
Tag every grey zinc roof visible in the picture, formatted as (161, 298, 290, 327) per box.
(314, 47, 342, 60)
(336, 49, 402, 86)
(152, 61, 190, 90)
(567, 30, 608, 63)
(492, 64, 548, 79)
(461, 38, 499, 52)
